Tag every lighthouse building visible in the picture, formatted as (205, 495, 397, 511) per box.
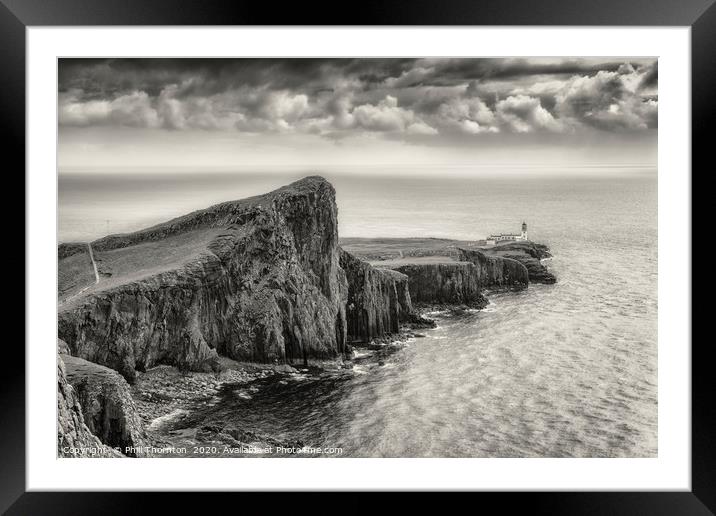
(486, 222, 528, 246)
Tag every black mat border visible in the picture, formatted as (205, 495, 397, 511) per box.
(4, 0, 711, 512)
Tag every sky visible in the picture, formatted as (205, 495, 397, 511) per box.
(58, 58, 658, 175)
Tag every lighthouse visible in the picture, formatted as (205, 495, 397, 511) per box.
(486, 222, 529, 245)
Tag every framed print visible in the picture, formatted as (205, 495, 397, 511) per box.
(6, 0, 713, 512)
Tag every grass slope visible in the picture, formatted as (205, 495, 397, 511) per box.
(58, 228, 227, 309)
(58, 248, 95, 301)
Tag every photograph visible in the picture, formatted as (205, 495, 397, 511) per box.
(56, 57, 658, 459)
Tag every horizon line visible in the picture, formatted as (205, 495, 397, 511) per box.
(58, 163, 658, 172)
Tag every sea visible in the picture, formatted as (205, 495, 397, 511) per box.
(58, 167, 658, 457)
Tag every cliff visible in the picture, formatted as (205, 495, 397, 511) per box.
(388, 262, 489, 307)
(478, 241, 556, 284)
(502, 254, 556, 284)
(492, 240, 552, 260)
(62, 355, 148, 456)
(340, 249, 415, 342)
(341, 237, 554, 287)
(57, 355, 123, 458)
(58, 177, 349, 381)
(382, 250, 528, 307)
(457, 249, 530, 289)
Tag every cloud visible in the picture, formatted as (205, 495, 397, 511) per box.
(352, 96, 417, 132)
(406, 121, 439, 135)
(433, 96, 497, 133)
(384, 66, 435, 88)
(456, 119, 498, 134)
(157, 85, 185, 129)
(496, 95, 562, 133)
(58, 58, 657, 141)
(59, 89, 160, 128)
(325, 92, 355, 130)
(554, 68, 658, 131)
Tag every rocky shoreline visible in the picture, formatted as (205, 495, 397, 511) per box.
(131, 361, 282, 455)
(60, 313, 441, 457)
(57, 176, 556, 457)
(126, 319, 437, 457)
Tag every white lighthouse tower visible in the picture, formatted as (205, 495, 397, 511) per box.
(520, 221, 528, 240)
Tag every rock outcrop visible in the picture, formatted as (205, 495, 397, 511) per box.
(493, 241, 552, 260)
(477, 241, 556, 284)
(57, 355, 123, 458)
(389, 262, 489, 307)
(57, 337, 71, 355)
(457, 249, 530, 289)
(386, 251, 528, 307)
(62, 355, 148, 456)
(340, 249, 415, 342)
(58, 177, 349, 381)
(502, 254, 556, 284)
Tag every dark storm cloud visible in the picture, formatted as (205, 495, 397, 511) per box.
(59, 58, 415, 96)
(58, 57, 658, 138)
(415, 58, 636, 84)
(639, 61, 658, 90)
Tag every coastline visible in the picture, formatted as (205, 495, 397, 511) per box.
(57, 177, 557, 458)
(132, 315, 442, 457)
(130, 284, 550, 457)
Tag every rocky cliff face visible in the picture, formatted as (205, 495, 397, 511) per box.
(494, 241, 552, 260)
(58, 177, 349, 381)
(476, 241, 556, 284)
(340, 249, 414, 342)
(62, 355, 148, 456)
(457, 249, 530, 289)
(57, 355, 123, 458)
(390, 262, 489, 307)
(501, 253, 556, 284)
(388, 251, 528, 307)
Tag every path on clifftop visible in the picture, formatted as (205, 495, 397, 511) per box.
(58, 243, 99, 307)
(87, 242, 100, 284)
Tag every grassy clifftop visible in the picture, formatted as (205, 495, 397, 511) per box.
(89, 175, 333, 253)
(340, 237, 555, 284)
(58, 176, 334, 307)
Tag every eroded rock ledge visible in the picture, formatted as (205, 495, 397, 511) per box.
(375, 250, 528, 309)
(62, 354, 148, 456)
(388, 262, 489, 307)
(487, 241, 556, 284)
(57, 355, 123, 458)
(457, 248, 530, 289)
(340, 249, 422, 342)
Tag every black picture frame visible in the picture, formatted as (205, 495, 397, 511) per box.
(5, 0, 711, 513)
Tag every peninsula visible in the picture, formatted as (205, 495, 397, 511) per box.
(57, 176, 556, 457)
